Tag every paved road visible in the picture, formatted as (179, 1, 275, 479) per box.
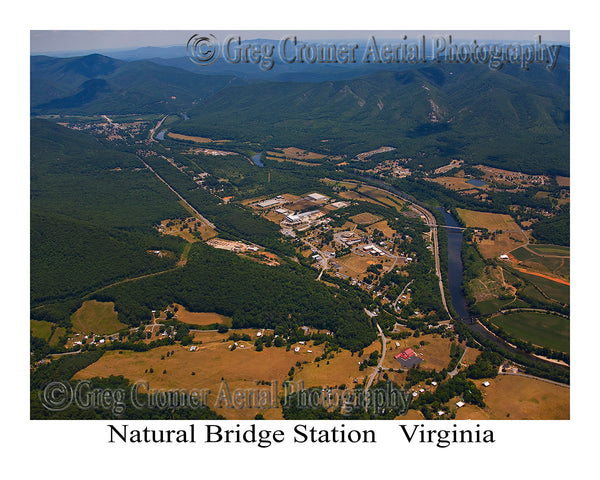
(393, 279, 414, 311)
(299, 237, 329, 280)
(448, 346, 469, 377)
(364, 323, 386, 411)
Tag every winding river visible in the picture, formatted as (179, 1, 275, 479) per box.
(438, 208, 471, 321)
(361, 177, 568, 373)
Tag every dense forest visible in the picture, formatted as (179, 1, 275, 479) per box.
(31, 120, 189, 305)
(92, 243, 377, 351)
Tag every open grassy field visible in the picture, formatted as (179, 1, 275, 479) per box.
(383, 335, 457, 371)
(339, 190, 379, 203)
(268, 147, 327, 160)
(265, 156, 318, 167)
(511, 245, 570, 279)
(514, 270, 570, 303)
(71, 300, 127, 335)
(335, 251, 396, 278)
(293, 340, 380, 390)
(48, 327, 67, 346)
(526, 244, 570, 256)
(350, 212, 382, 225)
(356, 186, 407, 212)
(453, 375, 569, 419)
(31, 319, 66, 346)
(457, 208, 521, 232)
(31, 319, 54, 341)
(555, 176, 570, 187)
(160, 216, 217, 243)
(173, 304, 232, 327)
(491, 311, 569, 352)
(367, 220, 396, 238)
(73, 333, 380, 419)
(474, 297, 527, 316)
(476, 232, 529, 259)
(468, 265, 514, 302)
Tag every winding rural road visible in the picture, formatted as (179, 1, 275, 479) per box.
(364, 322, 387, 411)
(393, 279, 414, 312)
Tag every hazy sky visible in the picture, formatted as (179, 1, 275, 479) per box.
(30, 30, 570, 54)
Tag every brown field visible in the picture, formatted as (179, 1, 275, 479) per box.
(350, 212, 382, 225)
(556, 176, 570, 187)
(339, 190, 374, 202)
(459, 209, 528, 259)
(453, 375, 569, 420)
(73, 334, 381, 419)
(456, 208, 521, 232)
(398, 409, 425, 420)
(535, 190, 570, 206)
(476, 232, 529, 259)
(160, 216, 216, 242)
(279, 147, 326, 160)
(367, 220, 396, 238)
(287, 198, 318, 211)
(335, 254, 372, 276)
(71, 300, 127, 335)
(167, 132, 229, 143)
(356, 186, 407, 212)
(294, 340, 380, 389)
(250, 251, 281, 267)
(335, 251, 396, 278)
(73, 339, 314, 419)
(173, 304, 232, 327)
(462, 346, 482, 365)
(338, 221, 357, 231)
(262, 211, 286, 223)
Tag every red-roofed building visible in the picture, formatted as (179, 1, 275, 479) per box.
(394, 347, 422, 368)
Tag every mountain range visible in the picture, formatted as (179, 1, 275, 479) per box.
(30, 51, 570, 175)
